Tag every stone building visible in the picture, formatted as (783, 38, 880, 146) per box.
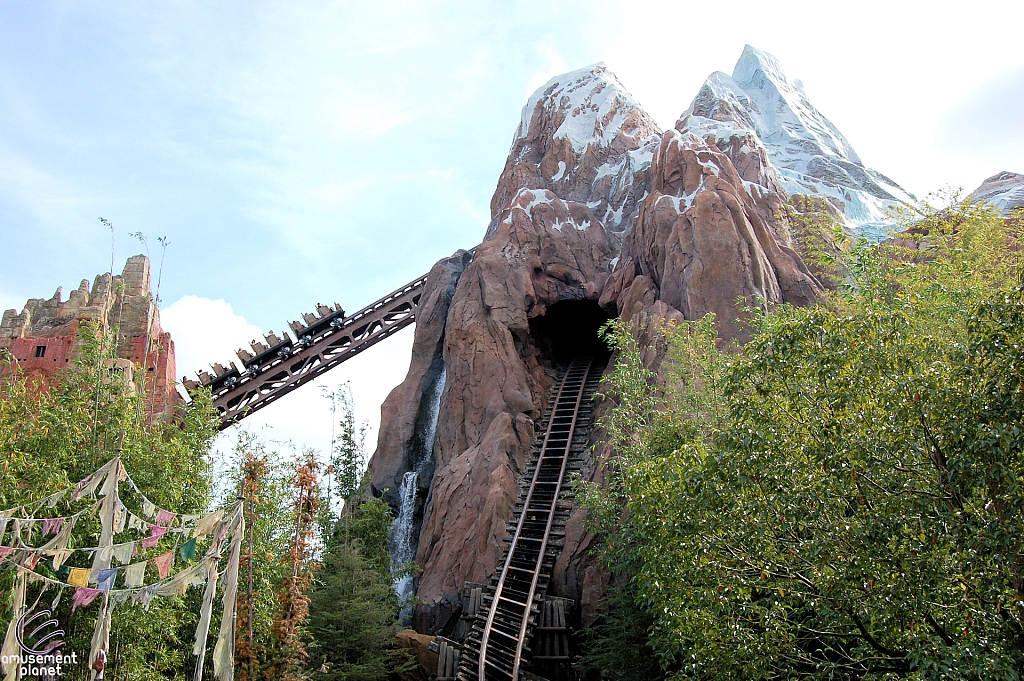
(0, 255, 180, 419)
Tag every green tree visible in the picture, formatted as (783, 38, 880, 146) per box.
(584, 198, 1024, 679)
(307, 496, 407, 681)
(321, 383, 369, 540)
(0, 322, 220, 680)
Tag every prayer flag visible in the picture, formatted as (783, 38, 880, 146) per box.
(137, 585, 157, 609)
(112, 542, 135, 566)
(193, 511, 223, 538)
(143, 500, 156, 518)
(154, 550, 174, 579)
(49, 548, 73, 571)
(156, 509, 177, 527)
(97, 568, 118, 592)
(0, 546, 12, 559)
(124, 561, 147, 588)
(67, 567, 90, 587)
(114, 501, 127, 534)
(179, 538, 198, 562)
(42, 517, 65, 536)
(71, 474, 92, 501)
(141, 525, 168, 549)
(71, 587, 101, 611)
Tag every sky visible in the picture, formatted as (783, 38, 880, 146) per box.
(2, 0, 1022, 463)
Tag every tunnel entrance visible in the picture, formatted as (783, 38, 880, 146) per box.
(528, 299, 614, 366)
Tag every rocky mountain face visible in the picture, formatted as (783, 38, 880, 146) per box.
(680, 45, 915, 239)
(971, 171, 1024, 215)
(366, 49, 891, 636)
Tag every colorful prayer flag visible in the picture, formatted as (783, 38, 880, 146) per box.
(141, 525, 168, 549)
(179, 538, 198, 562)
(97, 568, 118, 592)
(42, 517, 65, 536)
(154, 550, 174, 580)
(71, 587, 101, 611)
(67, 567, 90, 587)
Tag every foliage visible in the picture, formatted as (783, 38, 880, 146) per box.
(231, 436, 294, 681)
(265, 450, 321, 681)
(583, 198, 1024, 679)
(0, 322, 220, 680)
(307, 496, 408, 681)
(783, 194, 850, 286)
(306, 385, 409, 681)
(321, 383, 370, 539)
(576, 580, 665, 681)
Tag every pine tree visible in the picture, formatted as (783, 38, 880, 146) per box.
(307, 497, 407, 681)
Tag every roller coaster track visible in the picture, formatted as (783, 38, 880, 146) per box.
(182, 248, 479, 428)
(457, 357, 602, 681)
(184, 271, 431, 428)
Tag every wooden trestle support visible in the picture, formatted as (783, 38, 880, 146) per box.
(456, 357, 603, 681)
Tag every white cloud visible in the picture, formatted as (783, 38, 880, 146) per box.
(161, 294, 414, 468)
(161, 295, 264, 384)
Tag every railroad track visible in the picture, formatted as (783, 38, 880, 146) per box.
(457, 357, 602, 681)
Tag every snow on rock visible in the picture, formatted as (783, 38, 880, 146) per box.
(679, 45, 915, 239)
(970, 171, 1024, 215)
(488, 64, 662, 238)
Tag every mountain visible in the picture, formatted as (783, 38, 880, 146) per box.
(971, 171, 1024, 215)
(679, 45, 915, 238)
(488, 63, 661, 237)
(368, 52, 827, 636)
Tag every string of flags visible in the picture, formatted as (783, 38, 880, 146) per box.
(0, 457, 244, 681)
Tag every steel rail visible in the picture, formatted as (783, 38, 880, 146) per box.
(208, 274, 428, 428)
(476, 358, 592, 681)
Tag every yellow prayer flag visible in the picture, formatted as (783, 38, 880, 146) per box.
(67, 567, 89, 587)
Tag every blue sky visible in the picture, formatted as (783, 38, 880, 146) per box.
(2, 0, 1022, 457)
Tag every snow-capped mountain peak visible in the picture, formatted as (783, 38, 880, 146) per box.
(516, 63, 657, 155)
(680, 45, 915, 238)
(729, 44, 862, 165)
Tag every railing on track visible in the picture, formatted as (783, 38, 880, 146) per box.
(458, 357, 602, 681)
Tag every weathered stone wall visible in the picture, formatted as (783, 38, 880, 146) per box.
(0, 255, 180, 420)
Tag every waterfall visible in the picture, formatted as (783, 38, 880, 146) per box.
(388, 366, 446, 620)
(419, 367, 446, 472)
(390, 471, 419, 610)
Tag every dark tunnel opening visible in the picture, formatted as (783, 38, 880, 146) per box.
(528, 299, 615, 366)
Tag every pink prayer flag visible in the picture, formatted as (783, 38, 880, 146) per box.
(154, 550, 174, 580)
(141, 524, 168, 550)
(0, 546, 12, 559)
(42, 517, 65, 536)
(72, 587, 101, 611)
(155, 509, 177, 527)
(71, 475, 92, 501)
